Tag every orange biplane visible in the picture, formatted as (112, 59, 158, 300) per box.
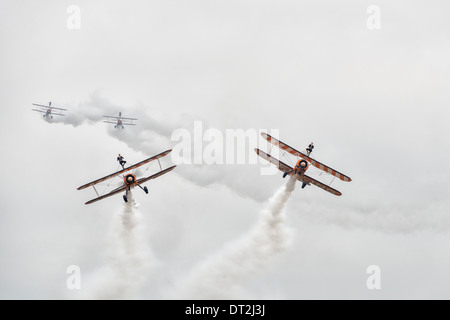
(77, 150, 176, 204)
(255, 133, 351, 196)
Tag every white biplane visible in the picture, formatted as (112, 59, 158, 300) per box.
(255, 133, 351, 196)
(32, 101, 67, 119)
(77, 150, 176, 205)
(103, 112, 138, 129)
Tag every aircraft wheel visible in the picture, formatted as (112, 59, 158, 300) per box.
(123, 195, 128, 202)
(302, 182, 307, 189)
(283, 172, 288, 178)
(144, 186, 148, 194)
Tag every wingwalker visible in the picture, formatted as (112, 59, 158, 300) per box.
(77, 150, 176, 204)
(255, 133, 351, 196)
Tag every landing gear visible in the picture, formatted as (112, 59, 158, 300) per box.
(302, 182, 307, 189)
(283, 170, 293, 178)
(123, 195, 128, 202)
(138, 184, 149, 194)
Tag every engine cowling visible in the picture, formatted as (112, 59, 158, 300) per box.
(296, 159, 309, 171)
(124, 174, 136, 185)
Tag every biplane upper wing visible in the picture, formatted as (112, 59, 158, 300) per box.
(102, 115, 138, 120)
(261, 133, 352, 182)
(135, 165, 176, 185)
(301, 174, 342, 196)
(77, 149, 173, 190)
(84, 185, 127, 205)
(254, 148, 293, 173)
(32, 103, 67, 111)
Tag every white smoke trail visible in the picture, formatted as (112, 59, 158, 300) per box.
(81, 192, 155, 299)
(171, 175, 297, 299)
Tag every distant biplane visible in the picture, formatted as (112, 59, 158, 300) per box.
(255, 133, 351, 196)
(103, 112, 138, 129)
(32, 101, 67, 119)
(77, 150, 176, 204)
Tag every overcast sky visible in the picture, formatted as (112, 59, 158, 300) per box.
(1, 0, 450, 299)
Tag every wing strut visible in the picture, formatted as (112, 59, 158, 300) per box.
(92, 185, 100, 197)
(157, 158, 162, 171)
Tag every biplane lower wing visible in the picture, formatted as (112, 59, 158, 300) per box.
(261, 133, 352, 182)
(85, 185, 127, 205)
(301, 174, 342, 196)
(32, 109, 66, 116)
(77, 149, 173, 190)
(255, 148, 342, 196)
(103, 120, 136, 125)
(254, 148, 292, 173)
(32, 103, 67, 111)
(135, 165, 177, 185)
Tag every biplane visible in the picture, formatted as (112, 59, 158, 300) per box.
(32, 101, 67, 119)
(103, 112, 138, 129)
(77, 150, 176, 205)
(255, 133, 351, 196)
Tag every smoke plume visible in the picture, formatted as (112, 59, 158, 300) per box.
(170, 175, 297, 299)
(80, 192, 155, 299)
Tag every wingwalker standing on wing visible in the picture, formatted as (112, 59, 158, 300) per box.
(306, 142, 314, 156)
(117, 154, 126, 169)
(255, 133, 351, 196)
